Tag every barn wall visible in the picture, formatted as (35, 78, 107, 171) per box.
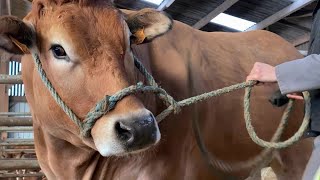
(0, 0, 10, 112)
(11, 0, 31, 19)
(8, 60, 32, 139)
(8, 102, 33, 139)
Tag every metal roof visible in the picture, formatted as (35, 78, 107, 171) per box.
(114, 0, 316, 47)
(166, 0, 227, 25)
(9, 0, 318, 50)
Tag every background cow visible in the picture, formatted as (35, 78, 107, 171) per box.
(0, 0, 313, 179)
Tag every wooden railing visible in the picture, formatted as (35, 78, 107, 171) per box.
(0, 74, 44, 178)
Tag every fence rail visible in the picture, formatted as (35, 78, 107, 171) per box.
(0, 149, 35, 154)
(0, 159, 40, 170)
(0, 141, 34, 146)
(0, 112, 31, 116)
(0, 73, 40, 176)
(0, 75, 23, 84)
(0, 117, 32, 126)
(0, 126, 33, 132)
(0, 173, 44, 178)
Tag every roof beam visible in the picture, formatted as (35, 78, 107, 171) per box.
(157, 0, 175, 11)
(193, 0, 239, 29)
(285, 11, 313, 19)
(279, 19, 311, 32)
(246, 0, 315, 31)
(291, 33, 310, 46)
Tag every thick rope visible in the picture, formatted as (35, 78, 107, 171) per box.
(31, 48, 310, 174)
(133, 55, 181, 113)
(246, 100, 293, 178)
(244, 88, 310, 149)
(32, 50, 83, 129)
(156, 81, 256, 123)
(191, 96, 294, 173)
(82, 83, 167, 137)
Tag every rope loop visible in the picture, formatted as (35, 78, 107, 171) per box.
(244, 87, 310, 149)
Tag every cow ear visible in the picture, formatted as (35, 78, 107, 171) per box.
(125, 8, 173, 44)
(0, 16, 35, 56)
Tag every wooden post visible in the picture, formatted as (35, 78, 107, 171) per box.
(0, 62, 9, 144)
(0, 132, 7, 141)
(0, 0, 9, 15)
(0, 0, 10, 145)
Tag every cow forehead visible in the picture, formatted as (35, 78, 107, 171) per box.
(36, 4, 126, 58)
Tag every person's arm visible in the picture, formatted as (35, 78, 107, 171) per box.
(276, 54, 320, 94)
(247, 54, 320, 99)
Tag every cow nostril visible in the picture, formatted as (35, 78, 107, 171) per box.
(115, 122, 134, 143)
(114, 114, 159, 150)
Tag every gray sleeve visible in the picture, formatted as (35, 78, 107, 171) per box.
(275, 54, 320, 94)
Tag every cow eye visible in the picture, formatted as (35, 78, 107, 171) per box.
(51, 45, 67, 59)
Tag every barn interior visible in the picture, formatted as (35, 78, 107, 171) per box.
(0, 0, 316, 179)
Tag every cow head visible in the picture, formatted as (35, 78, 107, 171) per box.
(0, 0, 172, 156)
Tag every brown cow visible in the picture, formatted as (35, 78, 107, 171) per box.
(0, 0, 313, 179)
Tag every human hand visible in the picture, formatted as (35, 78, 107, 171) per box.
(248, 63, 304, 101)
(246, 62, 277, 83)
(286, 93, 304, 100)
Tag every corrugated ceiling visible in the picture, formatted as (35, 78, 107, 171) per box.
(10, 0, 316, 44)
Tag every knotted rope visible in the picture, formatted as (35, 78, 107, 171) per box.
(31, 47, 310, 172)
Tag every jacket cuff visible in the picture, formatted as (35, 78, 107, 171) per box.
(275, 64, 290, 95)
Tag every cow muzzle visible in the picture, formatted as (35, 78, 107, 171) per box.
(115, 114, 159, 151)
(91, 109, 160, 156)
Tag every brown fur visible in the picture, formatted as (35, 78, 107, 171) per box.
(0, 1, 312, 179)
